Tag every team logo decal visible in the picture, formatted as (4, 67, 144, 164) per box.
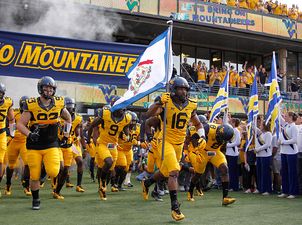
(282, 18, 296, 39)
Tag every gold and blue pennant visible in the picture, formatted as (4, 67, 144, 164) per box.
(209, 71, 229, 123)
(245, 75, 259, 151)
(265, 52, 282, 139)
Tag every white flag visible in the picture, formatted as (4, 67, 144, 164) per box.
(111, 27, 173, 111)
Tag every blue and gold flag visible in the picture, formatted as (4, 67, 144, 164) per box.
(265, 52, 282, 139)
(245, 75, 259, 151)
(209, 72, 229, 123)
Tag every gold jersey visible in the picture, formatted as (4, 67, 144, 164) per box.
(227, 0, 236, 7)
(25, 96, 65, 150)
(13, 108, 27, 142)
(97, 108, 132, 145)
(59, 113, 82, 147)
(118, 123, 140, 151)
(0, 97, 13, 130)
(205, 123, 223, 152)
(163, 96, 197, 145)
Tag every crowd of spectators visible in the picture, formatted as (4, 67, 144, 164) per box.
(180, 58, 264, 88)
(205, 0, 302, 21)
(178, 57, 302, 98)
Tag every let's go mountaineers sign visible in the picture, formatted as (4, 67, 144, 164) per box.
(0, 30, 145, 85)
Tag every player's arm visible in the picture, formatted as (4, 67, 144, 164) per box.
(61, 108, 72, 138)
(191, 111, 205, 138)
(7, 104, 15, 137)
(121, 125, 131, 141)
(87, 117, 103, 144)
(183, 129, 191, 150)
(17, 111, 31, 137)
(75, 122, 87, 149)
(145, 94, 169, 118)
(145, 103, 163, 118)
(145, 116, 160, 143)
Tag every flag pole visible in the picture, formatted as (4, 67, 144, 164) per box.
(161, 19, 173, 160)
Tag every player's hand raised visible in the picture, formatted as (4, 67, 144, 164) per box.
(160, 92, 170, 104)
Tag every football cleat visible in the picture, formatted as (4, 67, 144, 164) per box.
(196, 189, 204, 197)
(4, 185, 12, 196)
(142, 180, 149, 200)
(111, 186, 119, 192)
(40, 182, 45, 188)
(24, 187, 32, 196)
(98, 187, 107, 201)
(222, 197, 236, 206)
(127, 182, 134, 188)
(187, 192, 195, 202)
(32, 199, 41, 210)
(66, 182, 74, 188)
(76, 186, 85, 193)
(118, 186, 126, 191)
(53, 192, 65, 200)
(151, 191, 163, 202)
(171, 207, 185, 221)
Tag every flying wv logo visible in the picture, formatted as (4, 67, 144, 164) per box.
(125, 0, 140, 12)
(238, 97, 249, 114)
(98, 85, 117, 104)
(282, 19, 296, 39)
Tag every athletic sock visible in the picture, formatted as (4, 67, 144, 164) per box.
(6, 167, 13, 186)
(77, 172, 83, 186)
(32, 190, 39, 200)
(222, 181, 229, 198)
(169, 190, 178, 209)
(144, 176, 155, 188)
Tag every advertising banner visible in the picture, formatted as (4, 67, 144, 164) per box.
(0, 30, 146, 85)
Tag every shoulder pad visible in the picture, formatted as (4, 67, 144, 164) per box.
(188, 98, 197, 103)
(76, 113, 83, 121)
(27, 97, 37, 104)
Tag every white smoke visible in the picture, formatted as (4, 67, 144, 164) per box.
(0, 0, 123, 41)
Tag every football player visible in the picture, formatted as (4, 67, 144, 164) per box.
(17, 76, 72, 210)
(0, 83, 15, 198)
(142, 77, 205, 221)
(188, 122, 236, 206)
(87, 100, 132, 200)
(53, 97, 86, 199)
(5, 96, 31, 196)
(114, 111, 140, 191)
(65, 97, 87, 192)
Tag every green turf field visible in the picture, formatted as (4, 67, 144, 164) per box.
(1, 173, 302, 225)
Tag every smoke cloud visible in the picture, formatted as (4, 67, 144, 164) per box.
(0, 0, 123, 41)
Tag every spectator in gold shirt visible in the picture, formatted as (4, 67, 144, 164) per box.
(288, 5, 299, 20)
(238, 0, 248, 9)
(197, 61, 207, 84)
(272, 1, 282, 16)
(229, 67, 239, 95)
(211, 0, 222, 4)
(219, 66, 227, 82)
(243, 61, 255, 88)
(247, 0, 258, 10)
(281, 4, 288, 16)
(209, 68, 221, 87)
(229, 67, 239, 87)
(227, 0, 237, 7)
(238, 72, 247, 88)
